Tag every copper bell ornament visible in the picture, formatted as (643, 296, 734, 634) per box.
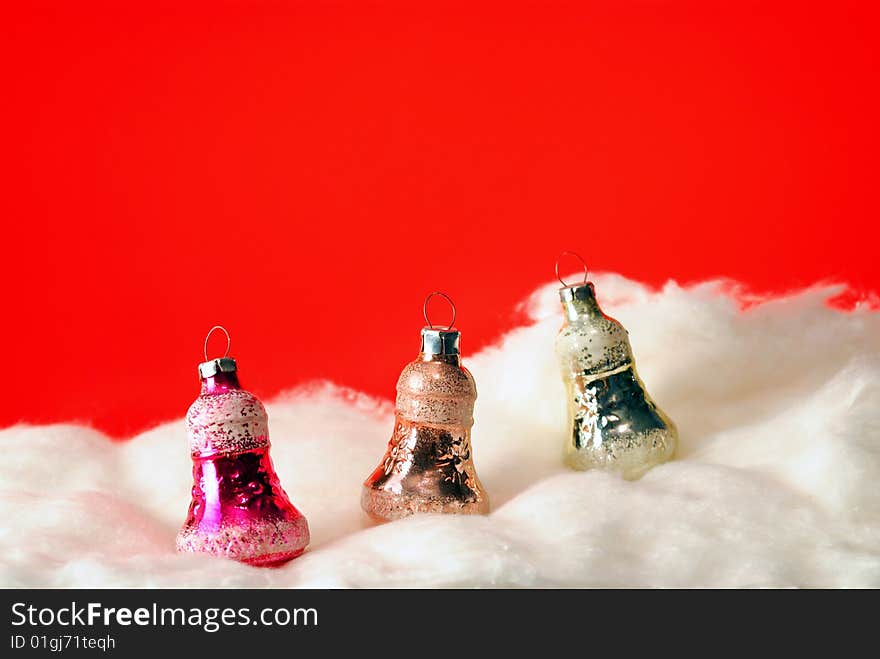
(362, 292, 490, 520)
(555, 253, 678, 479)
(177, 326, 310, 566)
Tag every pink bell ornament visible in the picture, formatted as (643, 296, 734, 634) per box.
(176, 326, 309, 566)
(362, 292, 490, 521)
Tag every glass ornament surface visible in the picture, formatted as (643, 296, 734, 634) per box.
(556, 281, 677, 479)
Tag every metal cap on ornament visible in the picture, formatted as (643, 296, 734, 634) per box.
(419, 292, 461, 365)
(198, 356, 237, 379)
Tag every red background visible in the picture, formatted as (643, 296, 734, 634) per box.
(3, 2, 878, 438)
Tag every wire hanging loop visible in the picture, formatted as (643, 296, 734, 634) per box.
(423, 291, 457, 330)
(555, 250, 589, 287)
(203, 325, 232, 361)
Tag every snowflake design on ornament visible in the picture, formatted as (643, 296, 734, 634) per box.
(436, 436, 472, 489)
(383, 424, 413, 475)
(573, 379, 619, 450)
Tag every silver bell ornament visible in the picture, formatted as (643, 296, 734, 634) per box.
(555, 252, 677, 479)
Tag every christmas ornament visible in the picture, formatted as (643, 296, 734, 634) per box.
(555, 253, 677, 479)
(362, 292, 490, 520)
(177, 326, 309, 566)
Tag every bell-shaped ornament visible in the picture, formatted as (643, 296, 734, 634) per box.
(555, 253, 677, 479)
(362, 293, 490, 521)
(177, 326, 310, 566)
